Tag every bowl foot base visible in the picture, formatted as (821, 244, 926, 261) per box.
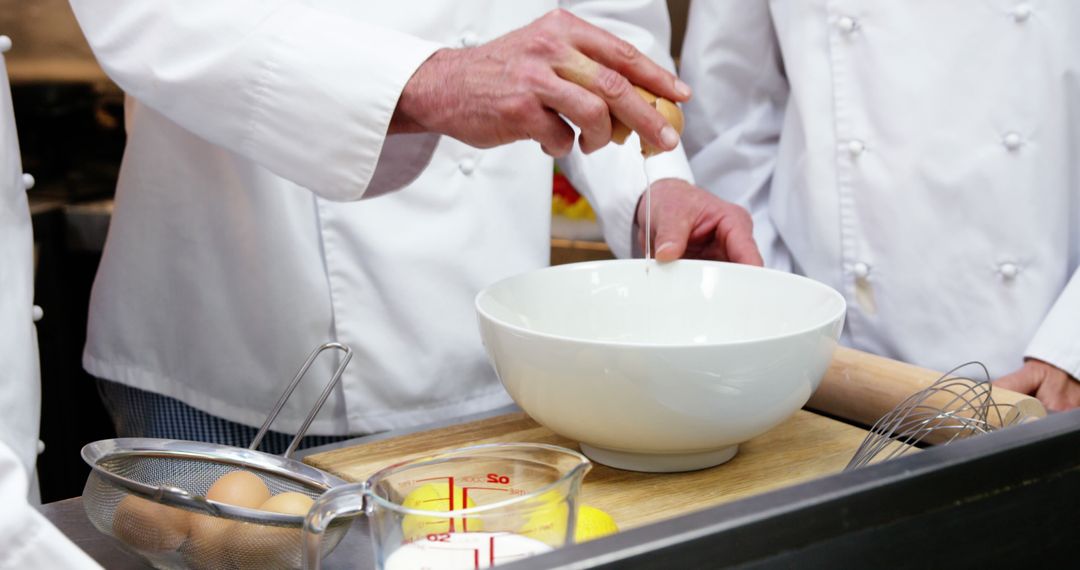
(578, 443, 739, 473)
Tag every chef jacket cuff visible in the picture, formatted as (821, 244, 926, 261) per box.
(249, 8, 442, 201)
(365, 132, 441, 198)
(1023, 271, 1080, 382)
(643, 142, 696, 188)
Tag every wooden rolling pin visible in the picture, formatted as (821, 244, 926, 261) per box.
(807, 347, 1046, 443)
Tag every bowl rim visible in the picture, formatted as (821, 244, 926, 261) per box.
(474, 259, 847, 348)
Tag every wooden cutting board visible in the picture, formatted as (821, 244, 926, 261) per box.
(304, 410, 869, 531)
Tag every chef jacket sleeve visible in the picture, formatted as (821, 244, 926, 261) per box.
(555, 0, 694, 259)
(1025, 269, 1080, 381)
(0, 441, 101, 569)
(68, 0, 443, 201)
(678, 0, 792, 270)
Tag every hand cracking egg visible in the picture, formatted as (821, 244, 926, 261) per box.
(611, 86, 685, 157)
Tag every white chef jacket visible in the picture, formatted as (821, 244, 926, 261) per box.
(681, 0, 1080, 379)
(70, 0, 693, 435)
(0, 442, 101, 570)
(0, 38, 101, 570)
(0, 38, 38, 485)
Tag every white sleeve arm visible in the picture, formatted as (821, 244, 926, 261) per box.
(1025, 269, 1080, 380)
(0, 442, 101, 569)
(69, 0, 442, 201)
(679, 0, 791, 269)
(556, 0, 693, 259)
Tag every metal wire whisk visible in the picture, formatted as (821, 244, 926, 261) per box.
(846, 362, 1033, 470)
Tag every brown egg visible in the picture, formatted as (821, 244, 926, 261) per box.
(259, 492, 315, 515)
(184, 514, 235, 570)
(206, 470, 271, 508)
(610, 86, 685, 157)
(183, 470, 271, 569)
(639, 95, 684, 158)
(112, 495, 190, 552)
(230, 492, 316, 569)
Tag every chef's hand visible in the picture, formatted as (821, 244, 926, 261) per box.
(391, 9, 690, 156)
(994, 359, 1080, 412)
(637, 178, 764, 266)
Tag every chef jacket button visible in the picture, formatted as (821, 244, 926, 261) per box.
(1012, 4, 1032, 22)
(848, 140, 866, 157)
(32, 305, 44, 322)
(836, 16, 858, 34)
(461, 32, 480, 48)
(22, 172, 35, 190)
(853, 262, 870, 279)
(1002, 132, 1023, 151)
(0, 35, 11, 53)
(459, 158, 476, 175)
(37, 440, 45, 455)
(999, 262, 1019, 279)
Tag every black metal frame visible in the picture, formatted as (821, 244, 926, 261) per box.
(508, 409, 1080, 569)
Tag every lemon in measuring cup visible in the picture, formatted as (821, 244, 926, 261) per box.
(401, 483, 482, 540)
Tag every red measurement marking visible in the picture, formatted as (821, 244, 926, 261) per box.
(448, 477, 455, 519)
(486, 473, 510, 485)
(473, 548, 480, 570)
(490, 535, 496, 567)
(462, 487, 470, 532)
(413, 476, 459, 532)
(458, 485, 509, 532)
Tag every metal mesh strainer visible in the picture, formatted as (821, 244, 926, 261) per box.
(81, 342, 356, 569)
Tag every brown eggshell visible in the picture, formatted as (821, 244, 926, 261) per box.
(640, 96, 685, 158)
(206, 470, 271, 508)
(112, 495, 191, 552)
(610, 86, 684, 156)
(181, 470, 271, 568)
(259, 492, 315, 515)
(611, 120, 633, 145)
(184, 514, 236, 570)
(229, 493, 316, 569)
(655, 97, 684, 135)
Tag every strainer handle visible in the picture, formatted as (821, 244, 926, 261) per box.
(249, 342, 353, 458)
(303, 482, 368, 570)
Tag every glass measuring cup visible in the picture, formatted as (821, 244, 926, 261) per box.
(304, 443, 592, 569)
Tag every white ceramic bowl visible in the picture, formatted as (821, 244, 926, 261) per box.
(475, 259, 846, 472)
